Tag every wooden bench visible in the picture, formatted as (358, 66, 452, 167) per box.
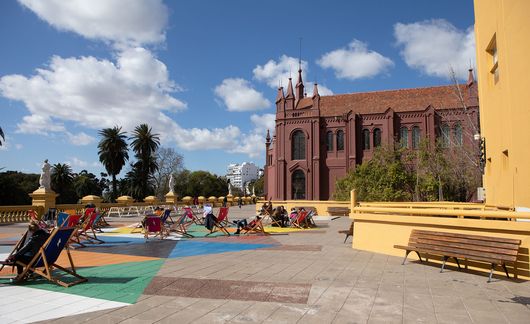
(327, 207, 350, 216)
(394, 229, 521, 282)
(338, 221, 354, 243)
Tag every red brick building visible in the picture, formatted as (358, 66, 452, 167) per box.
(264, 68, 479, 200)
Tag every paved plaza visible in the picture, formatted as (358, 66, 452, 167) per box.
(0, 205, 530, 323)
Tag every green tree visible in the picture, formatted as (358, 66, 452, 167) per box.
(98, 126, 129, 201)
(51, 163, 77, 203)
(0, 171, 39, 205)
(249, 175, 264, 196)
(130, 124, 160, 200)
(73, 170, 105, 198)
(172, 170, 228, 198)
(334, 145, 414, 201)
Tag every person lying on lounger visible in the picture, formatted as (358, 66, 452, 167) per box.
(232, 215, 262, 234)
(4, 221, 50, 275)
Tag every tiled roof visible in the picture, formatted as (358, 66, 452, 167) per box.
(319, 84, 478, 116)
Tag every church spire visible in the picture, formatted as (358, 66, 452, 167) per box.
(286, 77, 295, 99)
(312, 83, 320, 98)
(296, 67, 304, 100)
(275, 86, 285, 103)
(467, 68, 475, 86)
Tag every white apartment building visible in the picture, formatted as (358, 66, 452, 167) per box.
(226, 162, 259, 192)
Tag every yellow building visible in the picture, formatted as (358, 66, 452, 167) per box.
(474, 0, 530, 209)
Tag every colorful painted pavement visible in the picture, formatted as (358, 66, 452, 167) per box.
(0, 218, 321, 323)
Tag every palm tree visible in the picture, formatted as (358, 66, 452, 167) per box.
(130, 124, 160, 200)
(51, 163, 75, 203)
(98, 126, 129, 201)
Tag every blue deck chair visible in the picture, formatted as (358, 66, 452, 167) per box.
(14, 227, 87, 287)
(56, 212, 70, 227)
(162, 209, 175, 225)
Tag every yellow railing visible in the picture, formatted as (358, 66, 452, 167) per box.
(352, 206, 530, 220)
(0, 205, 44, 224)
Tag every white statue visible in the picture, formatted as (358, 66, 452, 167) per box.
(168, 174, 175, 193)
(228, 181, 233, 195)
(39, 159, 51, 190)
(252, 185, 256, 196)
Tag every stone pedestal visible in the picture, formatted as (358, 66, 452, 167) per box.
(226, 194, 233, 206)
(165, 191, 177, 204)
(117, 195, 134, 205)
(144, 195, 159, 205)
(29, 187, 58, 211)
(81, 195, 102, 207)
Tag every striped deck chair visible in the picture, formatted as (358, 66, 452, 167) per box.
(144, 216, 168, 240)
(290, 210, 309, 229)
(206, 207, 230, 236)
(183, 207, 203, 225)
(12, 227, 87, 287)
(28, 209, 48, 230)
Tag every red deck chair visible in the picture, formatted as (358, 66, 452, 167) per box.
(183, 207, 203, 225)
(144, 216, 168, 240)
(290, 210, 309, 229)
(241, 216, 267, 235)
(70, 209, 104, 247)
(206, 207, 230, 236)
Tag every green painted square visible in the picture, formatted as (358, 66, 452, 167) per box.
(0, 259, 165, 304)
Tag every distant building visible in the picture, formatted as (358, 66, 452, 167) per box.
(474, 0, 530, 209)
(265, 67, 479, 201)
(226, 162, 260, 192)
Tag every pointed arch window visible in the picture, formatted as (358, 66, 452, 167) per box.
(337, 130, 344, 151)
(326, 131, 333, 151)
(441, 124, 450, 147)
(412, 126, 421, 149)
(400, 127, 409, 148)
(373, 128, 382, 147)
(453, 123, 463, 146)
(362, 129, 370, 150)
(292, 130, 305, 160)
(292, 169, 306, 199)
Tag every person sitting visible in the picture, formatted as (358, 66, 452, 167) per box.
(4, 221, 50, 276)
(271, 206, 288, 227)
(203, 205, 217, 231)
(232, 216, 262, 234)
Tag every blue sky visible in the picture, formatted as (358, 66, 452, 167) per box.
(0, 0, 476, 176)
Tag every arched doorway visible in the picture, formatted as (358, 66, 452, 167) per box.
(292, 169, 306, 199)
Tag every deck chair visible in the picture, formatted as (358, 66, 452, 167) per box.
(12, 227, 87, 287)
(290, 210, 309, 229)
(28, 209, 48, 230)
(144, 216, 168, 240)
(162, 209, 175, 225)
(70, 210, 104, 247)
(171, 212, 194, 238)
(241, 216, 267, 235)
(206, 207, 231, 236)
(183, 207, 203, 225)
(56, 212, 70, 227)
(0, 230, 31, 272)
(94, 210, 110, 231)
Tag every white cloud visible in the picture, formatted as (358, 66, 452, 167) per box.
(253, 55, 308, 89)
(67, 156, 89, 168)
(214, 78, 270, 112)
(230, 113, 276, 158)
(305, 84, 334, 97)
(317, 39, 394, 80)
(394, 19, 476, 80)
(0, 48, 186, 137)
(18, 0, 168, 46)
(67, 132, 95, 146)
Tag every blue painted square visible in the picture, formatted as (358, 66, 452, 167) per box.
(168, 240, 274, 258)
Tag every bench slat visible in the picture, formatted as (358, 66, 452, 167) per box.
(412, 229, 521, 245)
(412, 234, 520, 251)
(413, 242, 517, 263)
(409, 245, 507, 264)
(415, 238, 519, 256)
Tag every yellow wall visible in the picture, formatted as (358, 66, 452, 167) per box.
(474, 0, 530, 209)
(352, 212, 530, 280)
